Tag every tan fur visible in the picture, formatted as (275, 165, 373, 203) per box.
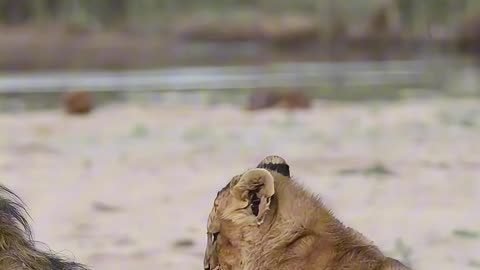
(204, 156, 411, 270)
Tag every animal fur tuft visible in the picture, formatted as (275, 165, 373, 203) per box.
(0, 185, 32, 241)
(0, 184, 89, 270)
(257, 155, 290, 177)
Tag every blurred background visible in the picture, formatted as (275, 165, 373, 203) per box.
(0, 0, 479, 269)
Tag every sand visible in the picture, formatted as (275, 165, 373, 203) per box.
(0, 98, 479, 269)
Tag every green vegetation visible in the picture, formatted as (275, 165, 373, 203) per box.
(469, 260, 480, 268)
(130, 123, 150, 138)
(391, 238, 413, 268)
(337, 162, 395, 177)
(453, 229, 480, 239)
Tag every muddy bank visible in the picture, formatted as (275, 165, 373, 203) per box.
(0, 13, 476, 72)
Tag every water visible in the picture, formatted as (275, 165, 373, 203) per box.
(0, 60, 434, 93)
(0, 56, 477, 111)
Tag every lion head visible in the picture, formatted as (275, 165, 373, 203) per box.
(203, 156, 290, 270)
(203, 156, 411, 270)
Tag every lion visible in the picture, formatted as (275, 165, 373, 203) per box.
(203, 155, 411, 270)
(0, 184, 89, 270)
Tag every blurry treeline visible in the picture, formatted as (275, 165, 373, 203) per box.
(0, 0, 480, 71)
(0, 0, 477, 32)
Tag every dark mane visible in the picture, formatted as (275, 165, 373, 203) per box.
(0, 184, 89, 270)
(0, 184, 33, 239)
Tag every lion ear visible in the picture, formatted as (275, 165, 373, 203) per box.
(230, 169, 274, 223)
(257, 155, 290, 177)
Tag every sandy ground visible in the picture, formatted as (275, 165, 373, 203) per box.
(0, 98, 479, 270)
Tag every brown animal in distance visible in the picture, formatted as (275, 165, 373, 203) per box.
(0, 184, 89, 270)
(204, 155, 411, 270)
(63, 90, 93, 115)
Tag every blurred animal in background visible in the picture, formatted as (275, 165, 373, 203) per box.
(62, 90, 94, 115)
(457, 12, 480, 55)
(204, 155, 411, 270)
(0, 184, 89, 270)
(247, 89, 311, 111)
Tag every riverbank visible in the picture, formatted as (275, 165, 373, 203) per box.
(0, 10, 478, 72)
